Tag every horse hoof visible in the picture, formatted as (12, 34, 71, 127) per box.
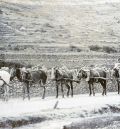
(67, 95, 69, 98)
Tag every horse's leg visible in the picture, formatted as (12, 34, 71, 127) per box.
(22, 83, 26, 100)
(3, 84, 9, 101)
(104, 80, 107, 95)
(39, 80, 46, 99)
(70, 81, 73, 97)
(101, 82, 104, 96)
(61, 81, 64, 98)
(117, 79, 120, 94)
(118, 82, 120, 94)
(42, 86, 46, 99)
(3, 84, 5, 101)
(88, 83, 92, 96)
(65, 83, 70, 97)
(56, 81, 59, 98)
(26, 83, 30, 100)
(92, 83, 95, 96)
(100, 80, 106, 96)
(6, 85, 9, 101)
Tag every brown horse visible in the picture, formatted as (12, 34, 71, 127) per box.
(77, 68, 107, 96)
(51, 66, 74, 98)
(13, 68, 47, 99)
(111, 68, 120, 94)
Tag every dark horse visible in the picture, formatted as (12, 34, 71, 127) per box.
(112, 68, 120, 94)
(13, 68, 47, 99)
(51, 67, 73, 98)
(77, 68, 107, 96)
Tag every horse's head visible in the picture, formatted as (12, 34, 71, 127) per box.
(77, 69, 88, 81)
(14, 68, 24, 82)
(20, 68, 31, 82)
(51, 67, 60, 80)
(111, 68, 119, 78)
(9, 67, 17, 81)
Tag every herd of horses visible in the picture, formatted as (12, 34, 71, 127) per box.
(0, 65, 119, 101)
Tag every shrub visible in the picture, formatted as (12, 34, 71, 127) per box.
(8, 45, 28, 51)
(102, 46, 117, 53)
(89, 45, 117, 53)
(69, 45, 82, 52)
(44, 23, 54, 28)
(76, 48, 82, 52)
(14, 46, 20, 51)
(89, 45, 101, 51)
(0, 47, 5, 50)
(70, 45, 76, 51)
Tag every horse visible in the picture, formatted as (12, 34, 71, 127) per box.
(12, 67, 47, 100)
(77, 67, 107, 96)
(111, 68, 120, 94)
(0, 68, 12, 101)
(51, 66, 74, 98)
(0, 66, 21, 101)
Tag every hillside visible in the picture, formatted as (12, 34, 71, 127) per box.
(0, 0, 120, 66)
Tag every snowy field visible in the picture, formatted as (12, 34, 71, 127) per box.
(0, 92, 120, 129)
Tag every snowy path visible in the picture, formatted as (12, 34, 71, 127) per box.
(0, 92, 120, 118)
(0, 92, 120, 129)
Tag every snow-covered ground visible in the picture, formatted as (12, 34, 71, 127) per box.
(0, 92, 120, 129)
